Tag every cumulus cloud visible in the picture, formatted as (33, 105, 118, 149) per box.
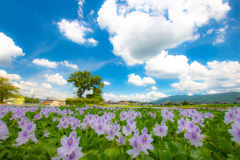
(41, 82, 52, 89)
(104, 81, 111, 85)
(171, 60, 240, 94)
(60, 60, 79, 70)
(97, 0, 230, 65)
(12, 80, 38, 90)
(128, 73, 156, 86)
(78, 0, 85, 19)
(32, 58, 58, 68)
(44, 73, 67, 85)
(20, 80, 37, 87)
(0, 70, 21, 81)
(57, 19, 98, 46)
(0, 32, 25, 67)
(103, 91, 168, 102)
(145, 50, 189, 79)
(147, 86, 158, 91)
(213, 25, 228, 45)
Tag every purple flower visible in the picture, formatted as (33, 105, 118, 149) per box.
(93, 123, 106, 135)
(153, 122, 168, 137)
(0, 120, 9, 142)
(127, 134, 142, 159)
(122, 124, 134, 136)
(184, 130, 205, 147)
(14, 130, 35, 146)
(44, 130, 50, 137)
(186, 121, 196, 132)
(116, 135, 126, 146)
(62, 147, 84, 160)
(228, 122, 240, 143)
(176, 117, 188, 134)
(56, 131, 80, 156)
(224, 109, 236, 124)
(106, 128, 116, 141)
(139, 132, 154, 154)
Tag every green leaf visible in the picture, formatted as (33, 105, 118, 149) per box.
(104, 148, 120, 160)
(175, 150, 188, 160)
(199, 147, 212, 157)
(41, 143, 57, 157)
(97, 152, 109, 160)
(191, 149, 201, 159)
(0, 149, 8, 159)
(227, 154, 240, 160)
(160, 150, 173, 160)
(80, 153, 98, 160)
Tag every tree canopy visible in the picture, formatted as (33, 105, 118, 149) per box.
(24, 97, 40, 104)
(0, 77, 20, 102)
(68, 70, 104, 101)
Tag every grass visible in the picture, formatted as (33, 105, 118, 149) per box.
(105, 103, 237, 109)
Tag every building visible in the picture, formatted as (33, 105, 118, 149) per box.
(3, 96, 25, 105)
(119, 100, 128, 105)
(52, 99, 66, 106)
(41, 97, 66, 106)
(236, 97, 240, 104)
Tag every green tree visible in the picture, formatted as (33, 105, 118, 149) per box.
(68, 70, 104, 100)
(182, 101, 189, 105)
(0, 77, 20, 102)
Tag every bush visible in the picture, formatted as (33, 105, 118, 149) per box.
(66, 98, 101, 105)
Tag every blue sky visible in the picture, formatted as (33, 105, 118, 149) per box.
(0, 0, 240, 102)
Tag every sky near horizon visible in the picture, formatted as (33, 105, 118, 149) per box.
(0, 0, 240, 102)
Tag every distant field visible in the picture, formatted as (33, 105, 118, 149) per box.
(106, 103, 238, 108)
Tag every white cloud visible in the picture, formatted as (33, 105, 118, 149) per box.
(20, 80, 38, 87)
(0, 70, 21, 81)
(103, 91, 168, 102)
(44, 73, 67, 86)
(41, 82, 52, 89)
(104, 81, 111, 85)
(171, 60, 240, 94)
(0, 32, 25, 67)
(128, 73, 156, 86)
(207, 29, 214, 34)
(213, 25, 228, 45)
(32, 58, 58, 68)
(87, 38, 98, 46)
(147, 86, 158, 91)
(12, 80, 38, 90)
(145, 50, 189, 79)
(97, 0, 230, 65)
(78, 0, 85, 19)
(60, 60, 79, 70)
(89, 9, 94, 17)
(57, 19, 98, 46)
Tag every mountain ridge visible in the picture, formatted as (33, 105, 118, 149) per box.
(153, 92, 240, 104)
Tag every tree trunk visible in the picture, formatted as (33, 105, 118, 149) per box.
(79, 89, 86, 98)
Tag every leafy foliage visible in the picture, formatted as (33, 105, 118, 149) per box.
(68, 71, 104, 100)
(0, 77, 20, 102)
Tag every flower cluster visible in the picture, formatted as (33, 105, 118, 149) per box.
(184, 121, 205, 147)
(0, 120, 9, 142)
(14, 118, 38, 146)
(127, 127, 154, 159)
(52, 131, 84, 160)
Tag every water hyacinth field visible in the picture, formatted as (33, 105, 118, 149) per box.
(0, 105, 240, 160)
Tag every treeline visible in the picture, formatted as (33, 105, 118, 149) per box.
(65, 98, 102, 105)
(24, 97, 40, 103)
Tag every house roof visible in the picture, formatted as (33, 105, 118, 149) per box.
(45, 97, 57, 101)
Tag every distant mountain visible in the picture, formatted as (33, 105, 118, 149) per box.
(153, 92, 240, 104)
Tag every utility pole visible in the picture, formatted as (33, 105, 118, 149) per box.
(32, 92, 35, 104)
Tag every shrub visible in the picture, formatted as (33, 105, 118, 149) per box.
(65, 98, 101, 105)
